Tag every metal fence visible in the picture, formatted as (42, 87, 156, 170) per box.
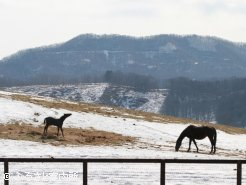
(0, 158, 245, 185)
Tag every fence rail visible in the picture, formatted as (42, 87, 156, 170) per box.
(1, 158, 246, 185)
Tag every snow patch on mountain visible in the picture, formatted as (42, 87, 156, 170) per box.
(159, 42, 177, 53)
(4, 83, 108, 104)
(187, 36, 217, 52)
(3, 83, 167, 113)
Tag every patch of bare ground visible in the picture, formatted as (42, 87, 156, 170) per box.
(5, 93, 246, 135)
(0, 123, 135, 147)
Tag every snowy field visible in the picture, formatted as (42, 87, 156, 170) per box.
(0, 90, 246, 184)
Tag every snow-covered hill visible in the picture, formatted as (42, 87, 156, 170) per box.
(2, 83, 167, 114)
(0, 90, 245, 185)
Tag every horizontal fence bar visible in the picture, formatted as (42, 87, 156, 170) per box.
(164, 159, 245, 164)
(0, 158, 162, 163)
(0, 158, 246, 164)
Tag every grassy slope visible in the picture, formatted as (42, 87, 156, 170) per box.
(7, 93, 246, 135)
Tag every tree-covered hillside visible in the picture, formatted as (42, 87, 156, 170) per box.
(162, 78, 246, 127)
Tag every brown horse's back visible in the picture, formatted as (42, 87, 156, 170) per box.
(187, 125, 214, 140)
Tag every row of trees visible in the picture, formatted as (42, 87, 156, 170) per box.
(0, 74, 103, 87)
(103, 70, 159, 91)
(0, 70, 160, 91)
(161, 77, 246, 127)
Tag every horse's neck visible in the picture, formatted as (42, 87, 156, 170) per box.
(60, 115, 67, 122)
(177, 129, 187, 142)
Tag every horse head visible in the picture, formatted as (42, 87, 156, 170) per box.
(64, 113, 72, 118)
(175, 139, 182, 151)
(60, 113, 72, 122)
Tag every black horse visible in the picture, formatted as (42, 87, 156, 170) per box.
(175, 125, 217, 154)
(43, 113, 72, 137)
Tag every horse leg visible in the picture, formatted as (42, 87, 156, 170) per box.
(61, 127, 64, 138)
(57, 127, 59, 136)
(43, 127, 46, 136)
(43, 125, 48, 136)
(193, 139, 199, 152)
(213, 142, 216, 154)
(212, 140, 216, 154)
(213, 136, 216, 154)
(208, 136, 214, 154)
(187, 139, 192, 152)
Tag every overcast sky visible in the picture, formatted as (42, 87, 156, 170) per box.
(1, 0, 246, 59)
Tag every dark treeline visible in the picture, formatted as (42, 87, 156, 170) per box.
(0, 74, 103, 87)
(0, 70, 160, 91)
(0, 77, 17, 87)
(161, 77, 246, 127)
(103, 70, 159, 91)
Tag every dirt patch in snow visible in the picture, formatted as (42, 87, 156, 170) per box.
(0, 123, 135, 146)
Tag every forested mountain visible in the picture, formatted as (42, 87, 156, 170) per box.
(1, 34, 246, 86)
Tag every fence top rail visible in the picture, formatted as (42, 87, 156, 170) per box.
(0, 158, 246, 164)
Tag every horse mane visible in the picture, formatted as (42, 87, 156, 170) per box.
(177, 125, 191, 143)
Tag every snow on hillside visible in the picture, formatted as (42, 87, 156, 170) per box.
(3, 83, 109, 104)
(0, 91, 245, 185)
(3, 83, 167, 114)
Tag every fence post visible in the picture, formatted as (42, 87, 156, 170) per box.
(237, 161, 242, 185)
(4, 160, 9, 185)
(83, 162, 88, 185)
(160, 161, 165, 185)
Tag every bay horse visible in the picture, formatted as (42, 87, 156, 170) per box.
(175, 125, 217, 154)
(43, 113, 72, 138)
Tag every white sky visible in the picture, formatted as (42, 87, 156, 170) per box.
(1, 0, 246, 59)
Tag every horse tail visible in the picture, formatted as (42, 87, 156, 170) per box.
(43, 118, 47, 125)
